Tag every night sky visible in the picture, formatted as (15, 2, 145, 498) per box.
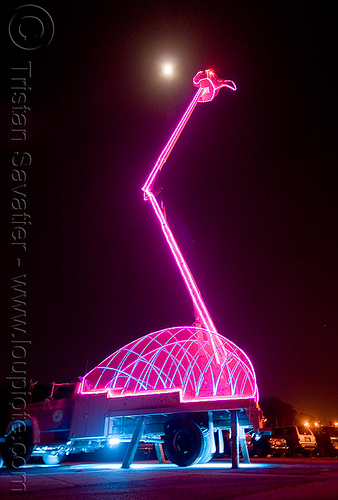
(1, 1, 337, 423)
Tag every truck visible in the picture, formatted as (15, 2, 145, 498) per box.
(1, 70, 263, 470)
(1, 380, 262, 469)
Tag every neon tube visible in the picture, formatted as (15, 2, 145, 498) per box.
(80, 325, 258, 401)
(142, 87, 203, 197)
(147, 191, 216, 331)
(142, 70, 236, 335)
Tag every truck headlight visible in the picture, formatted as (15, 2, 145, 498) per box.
(108, 437, 120, 447)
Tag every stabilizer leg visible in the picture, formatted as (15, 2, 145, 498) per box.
(239, 425, 250, 464)
(230, 410, 239, 469)
(121, 416, 146, 469)
(154, 443, 166, 463)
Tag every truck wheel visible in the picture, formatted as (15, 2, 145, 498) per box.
(2, 420, 33, 469)
(164, 419, 204, 467)
(43, 452, 66, 465)
(196, 428, 214, 464)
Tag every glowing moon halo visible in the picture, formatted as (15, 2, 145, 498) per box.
(162, 63, 174, 77)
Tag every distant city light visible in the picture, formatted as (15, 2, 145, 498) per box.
(304, 421, 310, 427)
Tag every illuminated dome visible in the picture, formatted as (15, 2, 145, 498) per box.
(81, 326, 258, 401)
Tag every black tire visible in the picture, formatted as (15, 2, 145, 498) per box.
(164, 419, 204, 467)
(2, 420, 34, 469)
(196, 428, 214, 464)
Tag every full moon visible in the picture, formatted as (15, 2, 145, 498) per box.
(162, 63, 174, 77)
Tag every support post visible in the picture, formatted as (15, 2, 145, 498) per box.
(239, 426, 250, 464)
(208, 411, 216, 454)
(218, 429, 224, 455)
(154, 443, 166, 463)
(121, 416, 146, 469)
(230, 410, 239, 469)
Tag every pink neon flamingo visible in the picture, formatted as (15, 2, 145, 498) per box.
(81, 70, 258, 402)
(142, 70, 236, 334)
(193, 69, 237, 102)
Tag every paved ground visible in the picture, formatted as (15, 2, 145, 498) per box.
(1, 457, 338, 499)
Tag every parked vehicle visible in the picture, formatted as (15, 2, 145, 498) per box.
(313, 427, 338, 457)
(248, 429, 288, 458)
(273, 425, 316, 456)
